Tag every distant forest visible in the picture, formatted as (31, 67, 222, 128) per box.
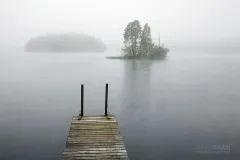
(25, 33, 107, 52)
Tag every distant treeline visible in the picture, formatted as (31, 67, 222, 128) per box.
(25, 33, 107, 52)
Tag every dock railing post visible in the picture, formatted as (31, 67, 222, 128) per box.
(80, 84, 84, 117)
(105, 83, 108, 116)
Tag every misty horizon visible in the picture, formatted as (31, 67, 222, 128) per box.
(1, 0, 240, 50)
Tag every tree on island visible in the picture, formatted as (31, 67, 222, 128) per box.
(123, 20, 142, 57)
(122, 20, 169, 59)
(139, 23, 153, 56)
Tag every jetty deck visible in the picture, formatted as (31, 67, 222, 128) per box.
(62, 84, 129, 160)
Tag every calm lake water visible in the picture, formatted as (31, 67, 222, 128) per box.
(1, 48, 240, 160)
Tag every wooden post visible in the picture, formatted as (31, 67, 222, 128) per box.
(105, 83, 108, 116)
(80, 84, 84, 117)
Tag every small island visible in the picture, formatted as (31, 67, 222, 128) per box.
(107, 20, 169, 59)
(25, 33, 107, 53)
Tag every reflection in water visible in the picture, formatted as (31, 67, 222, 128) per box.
(121, 60, 152, 121)
(119, 60, 153, 159)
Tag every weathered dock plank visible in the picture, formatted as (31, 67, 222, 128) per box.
(62, 116, 129, 160)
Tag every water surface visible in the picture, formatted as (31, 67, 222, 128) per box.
(1, 49, 240, 160)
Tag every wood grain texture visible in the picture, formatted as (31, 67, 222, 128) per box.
(62, 116, 129, 160)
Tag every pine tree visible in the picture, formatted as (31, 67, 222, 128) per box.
(122, 20, 142, 57)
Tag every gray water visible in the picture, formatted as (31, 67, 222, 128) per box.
(1, 49, 240, 160)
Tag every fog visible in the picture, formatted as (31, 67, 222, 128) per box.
(2, 1, 240, 160)
(1, 0, 240, 49)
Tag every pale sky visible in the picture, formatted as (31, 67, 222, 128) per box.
(0, 0, 240, 47)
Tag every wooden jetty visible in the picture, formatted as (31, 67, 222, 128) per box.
(62, 84, 129, 160)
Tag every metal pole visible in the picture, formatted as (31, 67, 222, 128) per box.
(105, 83, 108, 116)
(80, 84, 84, 117)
